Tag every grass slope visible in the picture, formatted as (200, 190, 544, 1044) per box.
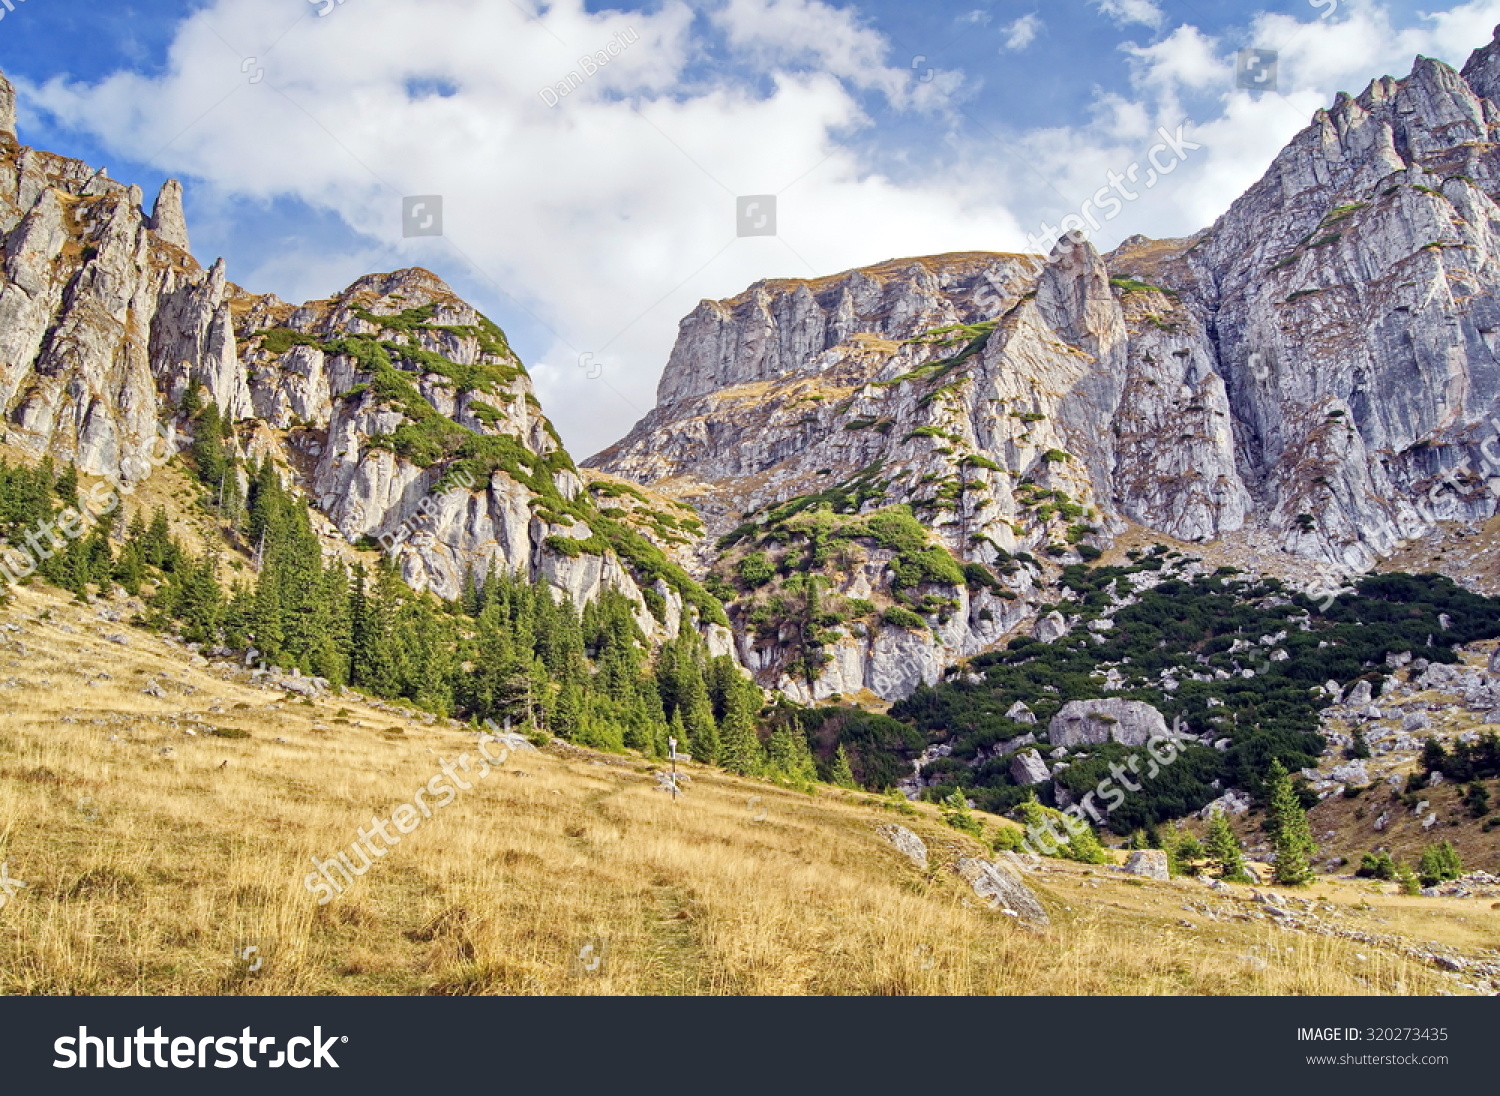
(0, 585, 1487, 995)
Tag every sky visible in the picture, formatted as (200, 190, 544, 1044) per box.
(4, 0, 1500, 458)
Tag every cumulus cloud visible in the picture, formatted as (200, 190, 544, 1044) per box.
(1094, 0, 1164, 30)
(1002, 14, 1043, 51)
(21, 0, 1005, 456)
(18, 0, 1500, 458)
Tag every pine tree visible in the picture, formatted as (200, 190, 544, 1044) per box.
(1205, 810, 1251, 882)
(717, 674, 763, 776)
(1266, 758, 1317, 885)
(1417, 840, 1462, 887)
(829, 744, 858, 789)
(766, 718, 817, 788)
(941, 788, 983, 837)
(1066, 820, 1108, 865)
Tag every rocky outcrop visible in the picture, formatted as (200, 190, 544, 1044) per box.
(1049, 699, 1170, 748)
(589, 30, 1500, 700)
(1010, 748, 1050, 785)
(150, 179, 191, 253)
(1122, 850, 1169, 881)
(954, 857, 1049, 926)
(0, 74, 714, 651)
(876, 823, 928, 870)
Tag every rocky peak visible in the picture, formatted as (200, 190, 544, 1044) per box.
(1458, 25, 1500, 103)
(150, 179, 191, 253)
(0, 70, 15, 142)
(590, 31, 1500, 701)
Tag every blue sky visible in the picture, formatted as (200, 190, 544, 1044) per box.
(4, 0, 1498, 455)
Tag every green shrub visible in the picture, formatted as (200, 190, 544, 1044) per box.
(735, 551, 775, 588)
(1356, 851, 1395, 880)
(941, 789, 984, 838)
(1417, 841, 1462, 887)
(991, 826, 1026, 853)
(882, 605, 927, 631)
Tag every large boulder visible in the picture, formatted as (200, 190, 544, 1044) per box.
(1197, 788, 1251, 819)
(1329, 760, 1370, 786)
(1345, 680, 1373, 706)
(1033, 611, 1068, 643)
(1123, 850, 1170, 880)
(1010, 748, 1051, 786)
(954, 858, 1049, 926)
(877, 824, 928, 870)
(1006, 700, 1038, 724)
(1049, 699, 1169, 748)
(997, 732, 1037, 757)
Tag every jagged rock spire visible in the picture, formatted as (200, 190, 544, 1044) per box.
(151, 178, 191, 252)
(0, 69, 16, 141)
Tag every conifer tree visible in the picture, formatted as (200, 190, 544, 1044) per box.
(1205, 810, 1251, 882)
(717, 673, 763, 776)
(1266, 758, 1317, 885)
(829, 744, 858, 789)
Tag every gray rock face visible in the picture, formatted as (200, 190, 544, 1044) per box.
(1346, 679, 1374, 706)
(1123, 850, 1170, 880)
(876, 823, 928, 870)
(1489, 647, 1500, 675)
(150, 179, 190, 253)
(1010, 748, 1051, 786)
(1198, 789, 1252, 818)
(1329, 760, 1370, 785)
(1006, 700, 1037, 724)
(954, 857, 1049, 926)
(584, 29, 1500, 700)
(0, 97, 711, 654)
(1033, 611, 1068, 643)
(0, 70, 15, 141)
(1049, 699, 1169, 748)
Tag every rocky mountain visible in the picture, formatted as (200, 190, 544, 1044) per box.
(0, 75, 726, 654)
(589, 29, 1500, 701)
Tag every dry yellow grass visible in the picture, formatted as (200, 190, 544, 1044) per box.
(0, 584, 1482, 996)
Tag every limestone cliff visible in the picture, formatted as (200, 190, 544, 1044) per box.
(591, 30, 1500, 700)
(0, 72, 722, 651)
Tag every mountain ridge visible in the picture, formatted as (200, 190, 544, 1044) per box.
(589, 28, 1500, 701)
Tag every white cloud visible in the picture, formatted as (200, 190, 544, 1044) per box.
(19, 0, 1500, 459)
(1003, 14, 1043, 51)
(21, 0, 1008, 457)
(1095, 0, 1164, 30)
